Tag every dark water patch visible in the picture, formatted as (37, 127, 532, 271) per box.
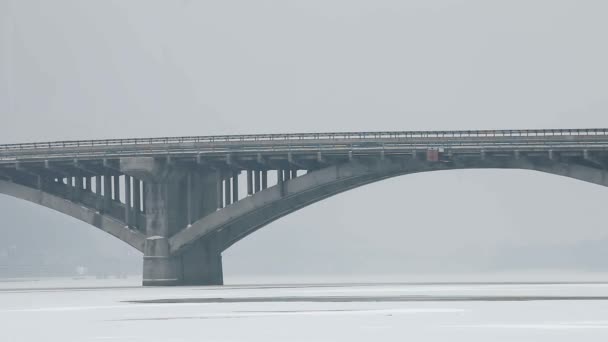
(4, 281, 608, 294)
(0, 285, 141, 294)
(112, 309, 358, 322)
(125, 295, 608, 304)
(192, 281, 608, 291)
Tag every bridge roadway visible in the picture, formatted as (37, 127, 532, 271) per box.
(1, 128, 608, 286)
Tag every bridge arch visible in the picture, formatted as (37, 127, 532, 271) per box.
(171, 158, 608, 255)
(0, 180, 146, 251)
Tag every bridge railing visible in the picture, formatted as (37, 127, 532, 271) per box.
(2, 128, 608, 153)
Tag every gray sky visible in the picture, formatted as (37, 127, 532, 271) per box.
(1, 0, 608, 278)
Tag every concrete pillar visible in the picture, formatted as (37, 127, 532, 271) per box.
(132, 178, 141, 228)
(133, 179, 141, 212)
(120, 158, 185, 286)
(184, 169, 212, 224)
(216, 169, 223, 209)
(142, 183, 146, 213)
(120, 157, 224, 286)
(291, 169, 297, 179)
(277, 169, 284, 195)
(74, 176, 81, 199)
(113, 175, 121, 201)
(224, 173, 232, 205)
(95, 175, 103, 210)
(180, 236, 223, 286)
(125, 176, 132, 226)
(262, 170, 268, 189)
(232, 171, 239, 202)
(199, 170, 218, 216)
(246, 170, 253, 195)
(141, 179, 183, 286)
(103, 174, 112, 211)
(255, 170, 261, 193)
(186, 172, 194, 224)
(95, 175, 102, 195)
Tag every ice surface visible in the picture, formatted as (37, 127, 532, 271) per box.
(2, 277, 608, 341)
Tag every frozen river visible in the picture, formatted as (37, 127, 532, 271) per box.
(2, 277, 608, 341)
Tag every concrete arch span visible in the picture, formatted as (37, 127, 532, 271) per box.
(0, 180, 146, 251)
(172, 158, 608, 257)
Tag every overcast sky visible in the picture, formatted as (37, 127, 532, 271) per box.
(1, 0, 608, 279)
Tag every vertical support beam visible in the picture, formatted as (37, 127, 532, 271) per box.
(232, 171, 239, 202)
(216, 169, 223, 209)
(277, 168, 285, 196)
(142, 181, 146, 214)
(95, 175, 102, 210)
(224, 173, 232, 206)
(199, 169, 219, 217)
(73, 176, 81, 199)
(187, 172, 194, 225)
(133, 179, 141, 212)
(246, 170, 253, 195)
(113, 175, 121, 202)
(284, 169, 291, 180)
(133, 178, 141, 227)
(141, 170, 184, 286)
(254, 170, 261, 193)
(125, 175, 132, 226)
(291, 169, 297, 179)
(95, 175, 102, 195)
(103, 174, 112, 211)
(261, 170, 268, 189)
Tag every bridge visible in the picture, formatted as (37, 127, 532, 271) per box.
(1, 128, 608, 286)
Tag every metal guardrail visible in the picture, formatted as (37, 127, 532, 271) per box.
(2, 129, 608, 152)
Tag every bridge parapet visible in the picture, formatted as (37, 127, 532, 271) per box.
(2, 128, 608, 163)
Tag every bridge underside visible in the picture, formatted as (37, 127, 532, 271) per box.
(1, 145, 608, 286)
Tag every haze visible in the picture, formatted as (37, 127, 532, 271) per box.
(1, 0, 608, 280)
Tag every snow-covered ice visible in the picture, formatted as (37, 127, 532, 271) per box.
(2, 277, 608, 341)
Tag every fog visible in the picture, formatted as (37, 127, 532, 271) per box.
(1, 0, 608, 279)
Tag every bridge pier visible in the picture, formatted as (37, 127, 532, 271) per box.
(121, 157, 224, 286)
(180, 237, 223, 285)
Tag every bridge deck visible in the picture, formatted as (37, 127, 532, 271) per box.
(1, 129, 608, 163)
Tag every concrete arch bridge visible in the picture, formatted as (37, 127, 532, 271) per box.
(1, 128, 607, 285)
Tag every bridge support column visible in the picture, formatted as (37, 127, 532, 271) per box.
(179, 236, 223, 285)
(120, 157, 224, 286)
